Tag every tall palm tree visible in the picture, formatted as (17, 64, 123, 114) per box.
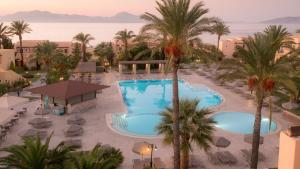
(157, 99, 215, 169)
(218, 25, 296, 169)
(35, 41, 58, 72)
(0, 136, 73, 169)
(211, 21, 230, 49)
(0, 23, 9, 49)
(9, 20, 32, 67)
(73, 32, 94, 62)
(114, 29, 135, 59)
(141, 1, 215, 168)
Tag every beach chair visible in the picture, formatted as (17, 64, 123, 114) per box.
(241, 149, 266, 162)
(132, 159, 143, 169)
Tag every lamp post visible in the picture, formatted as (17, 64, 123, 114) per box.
(148, 144, 157, 168)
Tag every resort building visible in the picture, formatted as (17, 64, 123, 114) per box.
(0, 49, 16, 70)
(219, 37, 246, 58)
(220, 35, 300, 59)
(276, 35, 300, 59)
(14, 40, 74, 68)
(112, 39, 136, 54)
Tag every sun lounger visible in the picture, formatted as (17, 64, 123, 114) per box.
(217, 151, 237, 165)
(132, 159, 143, 169)
(189, 155, 205, 168)
(241, 149, 266, 162)
(208, 151, 237, 165)
(64, 139, 82, 149)
(153, 158, 165, 169)
(208, 152, 221, 165)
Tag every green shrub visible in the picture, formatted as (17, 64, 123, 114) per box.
(22, 73, 34, 79)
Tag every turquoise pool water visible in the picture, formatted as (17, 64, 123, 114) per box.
(212, 112, 277, 134)
(112, 79, 222, 136)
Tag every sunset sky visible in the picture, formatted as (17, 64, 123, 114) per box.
(0, 0, 300, 22)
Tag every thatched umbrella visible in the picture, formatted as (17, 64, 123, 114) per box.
(67, 115, 86, 125)
(20, 128, 47, 140)
(28, 118, 52, 129)
(65, 125, 83, 137)
(212, 136, 231, 148)
(132, 141, 152, 158)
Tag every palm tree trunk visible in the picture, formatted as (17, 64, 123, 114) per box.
(0, 38, 2, 49)
(180, 148, 189, 169)
(250, 97, 263, 169)
(82, 44, 86, 62)
(124, 40, 129, 59)
(217, 35, 221, 50)
(19, 35, 24, 67)
(172, 58, 180, 169)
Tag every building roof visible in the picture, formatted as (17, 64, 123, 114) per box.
(73, 61, 97, 73)
(15, 40, 73, 48)
(119, 60, 167, 64)
(26, 80, 109, 100)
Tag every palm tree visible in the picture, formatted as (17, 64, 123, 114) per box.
(211, 21, 230, 49)
(296, 29, 300, 33)
(0, 136, 73, 169)
(73, 32, 94, 62)
(114, 29, 135, 59)
(157, 99, 215, 169)
(0, 23, 9, 49)
(35, 41, 58, 72)
(218, 25, 296, 169)
(9, 20, 32, 67)
(71, 144, 123, 169)
(141, 1, 215, 168)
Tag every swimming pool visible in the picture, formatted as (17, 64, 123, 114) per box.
(212, 112, 277, 134)
(111, 79, 222, 136)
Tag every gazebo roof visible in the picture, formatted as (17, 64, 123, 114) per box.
(73, 61, 96, 73)
(26, 80, 109, 100)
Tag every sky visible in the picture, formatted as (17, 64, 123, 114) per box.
(0, 0, 300, 22)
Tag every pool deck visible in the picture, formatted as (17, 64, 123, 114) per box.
(0, 69, 297, 169)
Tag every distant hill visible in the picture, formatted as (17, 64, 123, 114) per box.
(0, 10, 144, 23)
(262, 17, 300, 24)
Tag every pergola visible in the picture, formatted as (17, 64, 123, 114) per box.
(73, 61, 97, 74)
(27, 80, 109, 110)
(118, 60, 167, 74)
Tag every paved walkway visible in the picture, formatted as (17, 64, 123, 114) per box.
(0, 69, 295, 169)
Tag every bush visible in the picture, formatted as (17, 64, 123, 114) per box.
(9, 62, 15, 71)
(22, 73, 34, 79)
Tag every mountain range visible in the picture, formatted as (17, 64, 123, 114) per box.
(262, 17, 300, 24)
(0, 10, 144, 23)
(1, 10, 300, 24)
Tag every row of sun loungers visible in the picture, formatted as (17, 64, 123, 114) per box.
(0, 108, 27, 145)
(69, 101, 96, 114)
(133, 158, 165, 169)
(208, 151, 238, 165)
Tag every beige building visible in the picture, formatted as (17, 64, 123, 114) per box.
(276, 35, 300, 59)
(278, 130, 300, 169)
(0, 49, 16, 70)
(15, 40, 74, 68)
(220, 35, 300, 59)
(219, 37, 246, 58)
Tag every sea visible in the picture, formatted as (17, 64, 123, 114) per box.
(4, 22, 300, 46)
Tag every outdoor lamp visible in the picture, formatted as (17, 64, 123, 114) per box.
(59, 77, 64, 81)
(148, 144, 157, 168)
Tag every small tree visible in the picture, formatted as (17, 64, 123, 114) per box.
(2, 36, 14, 49)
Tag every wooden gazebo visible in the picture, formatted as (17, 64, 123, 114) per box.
(27, 80, 109, 114)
